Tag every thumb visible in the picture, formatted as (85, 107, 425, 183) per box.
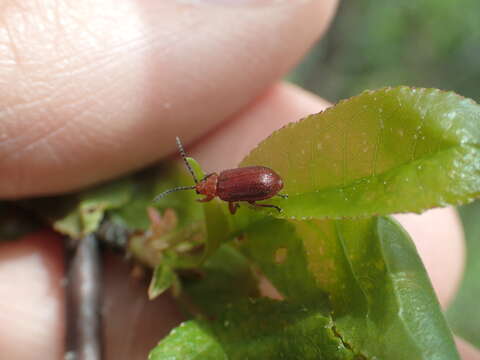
(0, 0, 338, 197)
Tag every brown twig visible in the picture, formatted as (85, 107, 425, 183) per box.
(65, 234, 103, 360)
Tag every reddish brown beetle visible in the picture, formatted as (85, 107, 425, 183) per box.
(154, 137, 287, 214)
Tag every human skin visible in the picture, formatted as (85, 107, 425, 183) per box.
(0, 0, 476, 359)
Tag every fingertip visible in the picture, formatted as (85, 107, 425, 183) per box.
(455, 337, 480, 360)
(103, 253, 183, 360)
(0, 230, 65, 359)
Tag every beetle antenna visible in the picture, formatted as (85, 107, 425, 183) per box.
(153, 185, 196, 202)
(176, 136, 199, 184)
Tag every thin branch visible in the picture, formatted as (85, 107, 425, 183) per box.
(65, 234, 103, 360)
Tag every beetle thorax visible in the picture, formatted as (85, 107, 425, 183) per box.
(195, 173, 219, 197)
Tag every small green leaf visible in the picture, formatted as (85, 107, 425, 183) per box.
(148, 263, 179, 300)
(53, 210, 83, 238)
(241, 87, 480, 219)
(447, 200, 480, 349)
(149, 321, 227, 360)
(22, 177, 135, 239)
(76, 178, 134, 234)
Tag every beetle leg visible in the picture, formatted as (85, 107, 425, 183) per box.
(248, 201, 282, 213)
(228, 202, 239, 214)
(197, 194, 214, 202)
(276, 193, 288, 199)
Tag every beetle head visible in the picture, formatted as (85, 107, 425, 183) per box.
(195, 173, 218, 197)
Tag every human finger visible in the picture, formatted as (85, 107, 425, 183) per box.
(0, 231, 64, 359)
(0, 0, 338, 197)
(102, 254, 183, 360)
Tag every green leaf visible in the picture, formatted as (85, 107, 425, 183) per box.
(151, 244, 351, 359)
(149, 321, 227, 360)
(75, 178, 134, 235)
(150, 245, 261, 358)
(447, 200, 480, 349)
(22, 177, 135, 239)
(148, 262, 180, 300)
(184, 244, 259, 315)
(202, 198, 231, 262)
(239, 216, 458, 359)
(185, 157, 232, 263)
(150, 300, 355, 360)
(151, 217, 458, 359)
(240, 87, 480, 219)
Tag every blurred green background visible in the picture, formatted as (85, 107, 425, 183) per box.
(289, 1, 480, 102)
(289, 0, 480, 351)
